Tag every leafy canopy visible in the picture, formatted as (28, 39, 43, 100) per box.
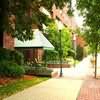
(76, 0, 100, 51)
(0, 0, 71, 41)
(44, 21, 72, 59)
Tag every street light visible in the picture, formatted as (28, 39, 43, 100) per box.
(56, 20, 64, 77)
(72, 32, 77, 67)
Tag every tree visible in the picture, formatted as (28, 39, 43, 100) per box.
(76, 0, 100, 78)
(44, 21, 72, 60)
(0, 0, 72, 47)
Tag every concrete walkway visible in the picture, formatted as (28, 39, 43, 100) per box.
(52, 55, 93, 78)
(4, 78, 84, 100)
(5, 54, 100, 100)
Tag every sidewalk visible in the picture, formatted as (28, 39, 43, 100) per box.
(4, 55, 100, 100)
(4, 78, 84, 100)
(77, 78, 100, 100)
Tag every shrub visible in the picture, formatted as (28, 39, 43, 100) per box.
(76, 45, 84, 61)
(23, 65, 35, 75)
(0, 48, 11, 61)
(23, 65, 52, 77)
(33, 67, 52, 77)
(10, 50, 24, 65)
(0, 48, 24, 65)
(43, 50, 59, 62)
(0, 61, 25, 78)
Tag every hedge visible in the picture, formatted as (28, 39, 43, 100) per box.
(0, 61, 25, 78)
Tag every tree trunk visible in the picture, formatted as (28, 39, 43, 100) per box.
(94, 44, 98, 78)
(0, 0, 7, 47)
(0, 30, 3, 47)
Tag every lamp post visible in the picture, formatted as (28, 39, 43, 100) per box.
(72, 33, 77, 67)
(56, 20, 63, 77)
(59, 29, 63, 77)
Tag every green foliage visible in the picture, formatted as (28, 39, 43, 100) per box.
(0, 48, 25, 78)
(24, 58, 52, 76)
(23, 65, 52, 77)
(61, 28, 72, 58)
(34, 67, 52, 77)
(76, 0, 100, 77)
(0, 48, 11, 61)
(44, 21, 72, 60)
(0, 77, 49, 100)
(43, 50, 59, 62)
(0, 0, 71, 41)
(10, 50, 24, 65)
(24, 60, 50, 75)
(76, 45, 83, 61)
(67, 8, 74, 16)
(77, 0, 100, 28)
(0, 48, 24, 65)
(23, 65, 34, 75)
(24, 63, 46, 75)
(82, 28, 100, 54)
(76, 0, 100, 52)
(0, 61, 25, 78)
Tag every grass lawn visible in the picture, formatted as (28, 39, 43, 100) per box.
(0, 76, 49, 100)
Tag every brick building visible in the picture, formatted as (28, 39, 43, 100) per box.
(14, 29, 54, 62)
(3, 32, 14, 50)
(52, 4, 78, 29)
(2, 4, 85, 62)
(3, 29, 54, 62)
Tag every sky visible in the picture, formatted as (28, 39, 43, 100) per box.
(72, 0, 84, 27)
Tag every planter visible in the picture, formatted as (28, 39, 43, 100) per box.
(48, 63, 70, 68)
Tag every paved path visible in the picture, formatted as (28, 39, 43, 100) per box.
(4, 54, 100, 100)
(78, 79, 100, 100)
(52, 55, 93, 78)
(4, 78, 84, 100)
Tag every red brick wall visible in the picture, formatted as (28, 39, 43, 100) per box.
(24, 48, 44, 62)
(3, 33, 14, 49)
(48, 63, 70, 68)
(33, 48, 44, 62)
(25, 49, 33, 61)
(76, 36, 86, 47)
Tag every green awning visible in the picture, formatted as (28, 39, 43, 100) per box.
(14, 29, 54, 50)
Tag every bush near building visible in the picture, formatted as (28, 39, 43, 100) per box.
(0, 48, 24, 65)
(0, 61, 25, 78)
(0, 48, 25, 78)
